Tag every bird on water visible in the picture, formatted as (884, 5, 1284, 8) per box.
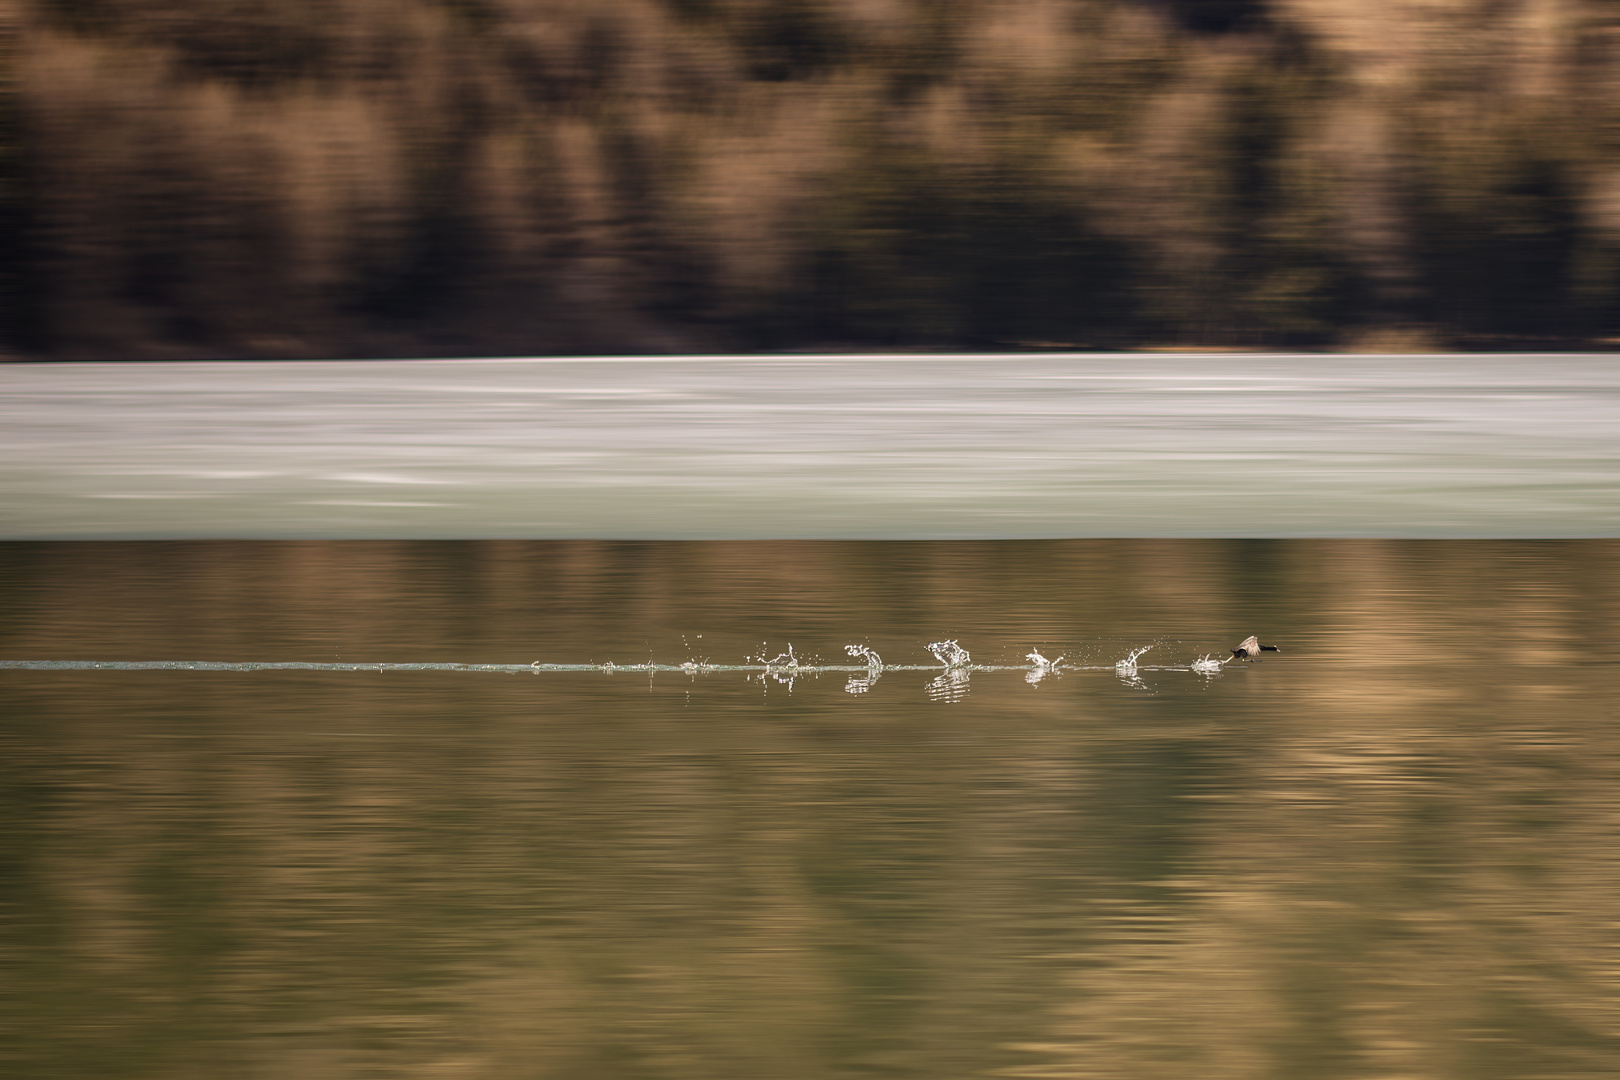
(1230, 635, 1280, 661)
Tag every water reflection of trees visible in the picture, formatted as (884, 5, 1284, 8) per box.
(2, 540, 1618, 1077)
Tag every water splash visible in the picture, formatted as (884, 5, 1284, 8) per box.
(1025, 649, 1063, 685)
(1115, 645, 1151, 673)
(844, 644, 884, 694)
(846, 644, 883, 669)
(926, 667, 972, 703)
(757, 644, 801, 671)
(927, 640, 972, 668)
(1114, 645, 1152, 690)
(1190, 655, 1224, 674)
(845, 671, 881, 694)
(753, 644, 805, 691)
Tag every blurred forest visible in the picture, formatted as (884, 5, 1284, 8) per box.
(8, 0, 1620, 358)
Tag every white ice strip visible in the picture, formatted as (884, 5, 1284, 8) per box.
(2, 354, 1616, 537)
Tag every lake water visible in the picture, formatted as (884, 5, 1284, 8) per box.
(4, 539, 1619, 1079)
(3, 353, 1618, 538)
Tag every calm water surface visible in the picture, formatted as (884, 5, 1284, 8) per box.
(3, 539, 1619, 1079)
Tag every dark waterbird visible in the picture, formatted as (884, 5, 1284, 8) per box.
(1231, 635, 1280, 661)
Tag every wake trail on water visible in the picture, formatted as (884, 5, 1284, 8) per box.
(0, 639, 1240, 692)
(0, 661, 1213, 672)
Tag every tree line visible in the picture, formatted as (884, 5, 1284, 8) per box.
(8, 0, 1620, 358)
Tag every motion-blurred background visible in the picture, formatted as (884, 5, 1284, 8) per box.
(10, 0, 1620, 360)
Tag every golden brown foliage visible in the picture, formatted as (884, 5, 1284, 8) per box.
(8, 0, 1620, 356)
